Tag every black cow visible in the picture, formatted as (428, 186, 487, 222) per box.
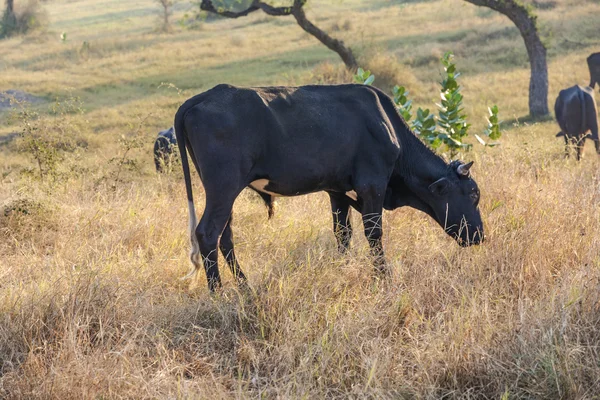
(555, 85, 599, 160)
(174, 84, 484, 291)
(588, 52, 600, 91)
(154, 127, 177, 172)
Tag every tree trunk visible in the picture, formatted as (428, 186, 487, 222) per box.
(292, 6, 357, 70)
(464, 0, 549, 118)
(4, 0, 17, 30)
(524, 29, 549, 117)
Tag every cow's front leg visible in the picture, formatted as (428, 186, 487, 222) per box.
(357, 185, 388, 276)
(589, 124, 600, 155)
(560, 133, 570, 158)
(327, 191, 352, 253)
(219, 215, 248, 286)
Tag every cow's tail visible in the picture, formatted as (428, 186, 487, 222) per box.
(174, 99, 201, 281)
(588, 55, 595, 89)
(578, 86, 587, 137)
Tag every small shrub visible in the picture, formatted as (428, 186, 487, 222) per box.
(434, 51, 472, 157)
(475, 105, 502, 147)
(310, 62, 353, 85)
(0, 0, 48, 38)
(392, 85, 413, 121)
(411, 107, 437, 143)
(12, 94, 87, 183)
(156, 0, 175, 33)
(363, 53, 420, 93)
(179, 11, 205, 30)
(353, 68, 374, 85)
(356, 52, 502, 157)
(105, 112, 154, 188)
(3, 198, 43, 218)
(0, 198, 57, 243)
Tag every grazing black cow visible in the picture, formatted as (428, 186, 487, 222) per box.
(588, 52, 600, 91)
(154, 127, 177, 172)
(175, 84, 484, 291)
(555, 85, 599, 160)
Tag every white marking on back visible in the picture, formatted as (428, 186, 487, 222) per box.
(250, 179, 282, 197)
(346, 190, 358, 201)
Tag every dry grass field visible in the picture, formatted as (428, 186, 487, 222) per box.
(2, 0, 600, 398)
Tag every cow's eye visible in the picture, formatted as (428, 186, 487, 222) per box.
(470, 189, 480, 204)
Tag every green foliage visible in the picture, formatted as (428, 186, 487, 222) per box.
(475, 105, 502, 147)
(392, 85, 412, 122)
(411, 107, 437, 145)
(353, 68, 375, 85)
(436, 52, 471, 157)
(358, 52, 502, 157)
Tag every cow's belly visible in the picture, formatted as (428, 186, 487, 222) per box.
(249, 179, 285, 196)
(249, 179, 357, 201)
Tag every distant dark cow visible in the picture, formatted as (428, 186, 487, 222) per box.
(588, 52, 600, 90)
(555, 85, 599, 160)
(175, 84, 484, 291)
(154, 127, 177, 172)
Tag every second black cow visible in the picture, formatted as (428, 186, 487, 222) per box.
(555, 85, 599, 160)
(154, 127, 177, 173)
(175, 84, 485, 291)
(588, 52, 600, 91)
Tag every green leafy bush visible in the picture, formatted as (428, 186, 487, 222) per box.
(358, 52, 502, 157)
(353, 68, 375, 85)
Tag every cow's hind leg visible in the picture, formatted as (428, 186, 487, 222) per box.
(219, 215, 247, 285)
(195, 191, 240, 292)
(575, 136, 585, 161)
(328, 192, 353, 253)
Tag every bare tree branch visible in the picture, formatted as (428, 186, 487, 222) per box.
(200, 0, 357, 70)
(291, 3, 356, 69)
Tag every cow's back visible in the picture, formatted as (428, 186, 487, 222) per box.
(179, 84, 402, 194)
(556, 85, 585, 136)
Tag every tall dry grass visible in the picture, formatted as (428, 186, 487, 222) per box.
(2, 112, 600, 398)
(2, 0, 600, 398)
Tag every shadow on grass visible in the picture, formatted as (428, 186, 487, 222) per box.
(51, 44, 337, 112)
(499, 113, 555, 131)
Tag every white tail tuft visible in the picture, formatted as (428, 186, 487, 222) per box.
(181, 200, 202, 282)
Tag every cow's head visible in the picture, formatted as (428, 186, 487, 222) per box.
(385, 160, 484, 246)
(424, 161, 484, 246)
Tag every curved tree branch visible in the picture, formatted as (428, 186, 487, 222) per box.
(291, 1, 357, 69)
(200, 0, 357, 70)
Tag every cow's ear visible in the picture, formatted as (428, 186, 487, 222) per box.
(429, 178, 451, 196)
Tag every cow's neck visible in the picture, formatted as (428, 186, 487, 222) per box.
(395, 128, 448, 186)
